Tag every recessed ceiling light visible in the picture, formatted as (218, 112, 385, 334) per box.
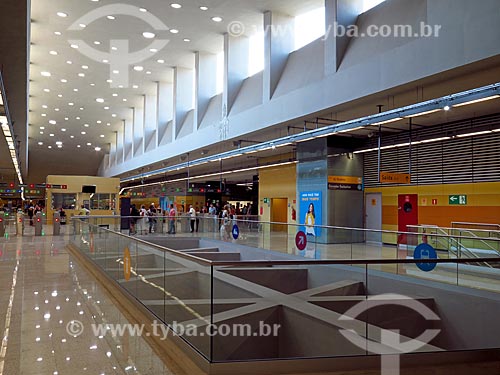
(40, 126, 45, 130)
(111, 46, 118, 51)
(102, 59, 109, 63)
(73, 88, 78, 92)
(68, 102, 74, 106)
(118, 85, 123, 88)
(183, 38, 191, 42)
(149, 48, 158, 53)
(60, 79, 67, 83)
(132, 85, 139, 89)
(212, 16, 223, 22)
(146, 71, 152, 75)
(81, 131, 86, 135)
(57, 12, 68, 17)
(97, 121, 102, 124)
(57, 94, 63, 98)
(41, 71, 51, 77)
(66, 60, 72, 64)
(82, 65, 89, 69)
(57, 145, 63, 148)
(64, 117, 69, 120)
(49, 133, 55, 137)
(61, 128, 66, 132)
(157, 59, 165, 64)
(70, 135, 75, 138)
(139, 8, 147, 12)
(54, 31, 62, 36)
(40, 131, 44, 134)
(56, 141, 62, 145)
(107, 15, 115, 20)
(169, 29, 179, 34)
(96, 98, 105, 103)
(95, 147, 101, 151)
(70, 44, 79, 49)
(100, 134, 105, 138)
(77, 145, 81, 148)
(104, 106, 110, 110)
(76, 117, 80, 120)
(143, 32, 155, 39)
(133, 66, 144, 71)
(49, 120, 56, 125)
(200, 6, 208, 11)
(43, 88, 50, 92)
(49, 51, 58, 55)
(54, 108, 60, 112)
(94, 41, 101, 45)
(122, 98, 127, 102)
(84, 123, 90, 127)
(112, 114, 117, 117)
(106, 123, 111, 126)
(78, 73, 85, 77)
(48, 145, 52, 149)
(107, 79, 113, 83)
(38, 142, 43, 145)
(42, 105, 48, 109)
(112, 93, 118, 97)
(90, 83, 95, 86)
(79, 107, 84, 111)
(87, 142, 92, 146)
(171, 3, 182, 9)
(79, 23, 86, 28)
(112, 70, 119, 74)
(41, 114, 47, 117)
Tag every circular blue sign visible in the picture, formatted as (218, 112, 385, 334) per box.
(232, 225, 240, 240)
(414, 243, 437, 272)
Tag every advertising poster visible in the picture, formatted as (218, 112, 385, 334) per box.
(300, 191, 322, 238)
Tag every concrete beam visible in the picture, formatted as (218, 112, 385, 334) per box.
(324, 0, 364, 74)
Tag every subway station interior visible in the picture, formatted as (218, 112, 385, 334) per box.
(1, 0, 500, 374)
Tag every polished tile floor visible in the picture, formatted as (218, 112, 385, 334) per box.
(0, 229, 180, 375)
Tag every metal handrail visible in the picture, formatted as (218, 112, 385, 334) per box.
(74, 216, 500, 243)
(74, 219, 500, 267)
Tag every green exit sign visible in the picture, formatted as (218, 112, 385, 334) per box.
(449, 195, 467, 205)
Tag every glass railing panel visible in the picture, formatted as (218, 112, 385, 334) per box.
(210, 263, 367, 362)
(457, 259, 500, 294)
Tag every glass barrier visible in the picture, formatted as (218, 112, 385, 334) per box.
(69, 218, 500, 364)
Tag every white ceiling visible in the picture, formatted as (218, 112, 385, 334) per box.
(28, 0, 322, 180)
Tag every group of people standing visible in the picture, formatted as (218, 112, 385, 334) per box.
(130, 203, 158, 235)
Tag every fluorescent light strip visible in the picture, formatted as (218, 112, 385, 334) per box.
(124, 161, 297, 192)
(404, 109, 442, 118)
(453, 95, 500, 107)
(371, 117, 403, 126)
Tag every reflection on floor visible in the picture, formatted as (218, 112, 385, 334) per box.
(0, 231, 180, 375)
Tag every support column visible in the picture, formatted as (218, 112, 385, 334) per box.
(173, 66, 194, 139)
(144, 94, 157, 152)
(109, 138, 117, 168)
(157, 81, 174, 146)
(324, 0, 363, 75)
(195, 52, 217, 129)
(132, 107, 144, 157)
(124, 117, 133, 160)
(223, 33, 249, 115)
(263, 11, 294, 101)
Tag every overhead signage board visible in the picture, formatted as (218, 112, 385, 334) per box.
(327, 176, 363, 191)
(380, 172, 411, 184)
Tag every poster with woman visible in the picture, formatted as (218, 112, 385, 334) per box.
(300, 192, 322, 237)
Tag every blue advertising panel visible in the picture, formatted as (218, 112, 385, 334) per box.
(300, 191, 322, 238)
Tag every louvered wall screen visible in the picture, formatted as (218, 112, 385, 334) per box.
(364, 133, 500, 187)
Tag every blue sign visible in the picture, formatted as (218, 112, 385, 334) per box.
(414, 243, 437, 272)
(299, 191, 322, 237)
(232, 225, 239, 240)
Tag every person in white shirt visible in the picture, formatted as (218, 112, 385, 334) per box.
(189, 205, 196, 233)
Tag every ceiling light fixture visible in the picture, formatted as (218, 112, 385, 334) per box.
(171, 3, 182, 9)
(133, 66, 144, 71)
(212, 16, 223, 22)
(57, 12, 68, 17)
(143, 32, 155, 39)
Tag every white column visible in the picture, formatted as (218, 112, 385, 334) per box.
(124, 117, 133, 160)
(195, 51, 217, 129)
(173, 66, 194, 139)
(144, 93, 157, 152)
(263, 11, 294, 101)
(157, 81, 174, 146)
(133, 107, 144, 157)
(223, 33, 249, 115)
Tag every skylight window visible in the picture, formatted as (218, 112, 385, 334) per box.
(294, 7, 325, 51)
